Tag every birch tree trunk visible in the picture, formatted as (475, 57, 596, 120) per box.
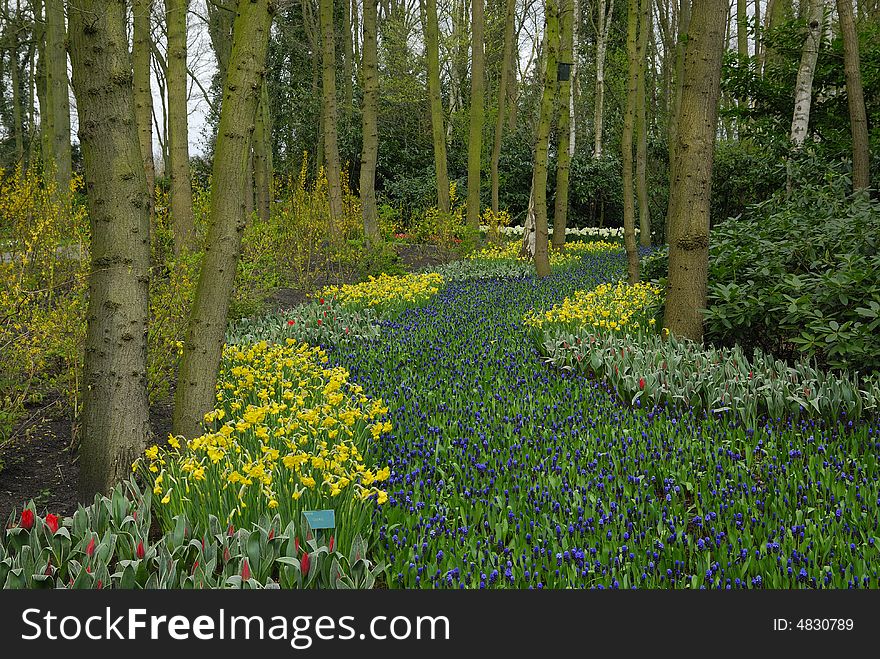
(173, 0, 274, 440)
(69, 0, 151, 497)
(789, 0, 824, 148)
(663, 0, 727, 342)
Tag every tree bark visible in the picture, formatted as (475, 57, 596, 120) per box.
(165, 0, 196, 253)
(636, 0, 650, 247)
(68, 0, 151, 498)
(45, 0, 71, 199)
(343, 0, 354, 112)
(360, 0, 380, 243)
(490, 0, 517, 214)
(836, 0, 870, 192)
(320, 0, 344, 231)
(466, 0, 486, 229)
(763, 0, 792, 74)
(133, 0, 156, 219)
(552, 0, 573, 250)
(789, 0, 824, 149)
(532, 0, 559, 279)
(663, 0, 727, 342)
(172, 0, 274, 440)
(253, 80, 272, 222)
(593, 0, 613, 159)
(423, 0, 450, 213)
(622, 0, 640, 283)
(666, 0, 690, 236)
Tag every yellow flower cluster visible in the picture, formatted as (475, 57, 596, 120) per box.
(468, 239, 621, 266)
(525, 281, 662, 333)
(136, 340, 391, 534)
(318, 272, 444, 312)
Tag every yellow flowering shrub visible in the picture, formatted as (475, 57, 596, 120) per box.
(136, 339, 391, 549)
(318, 272, 445, 315)
(525, 281, 663, 335)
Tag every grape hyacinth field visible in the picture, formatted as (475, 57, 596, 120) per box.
(327, 251, 880, 590)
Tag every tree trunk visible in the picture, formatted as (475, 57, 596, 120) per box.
(763, 0, 792, 74)
(622, 0, 640, 283)
(490, 0, 517, 213)
(636, 0, 650, 247)
(836, 0, 870, 192)
(361, 0, 380, 243)
(424, 0, 450, 213)
(663, 0, 727, 342)
(466, 0, 486, 229)
(343, 0, 354, 113)
(68, 0, 151, 498)
(552, 0, 573, 250)
(737, 0, 748, 58)
(532, 0, 559, 279)
(45, 0, 71, 199)
(789, 0, 824, 150)
(321, 0, 345, 231)
(165, 0, 196, 253)
(10, 13, 24, 166)
(253, 80, 272, 222)
(172, 0, 274, 441)
(593, 0, 613, 159)
(351, 0, 360, 70)
(667, 0, 690, 237)
(133, 0, 156, 219)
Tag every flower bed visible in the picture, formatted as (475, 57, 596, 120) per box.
(136, 340, 392, 555)
(318, 272, 444, 315)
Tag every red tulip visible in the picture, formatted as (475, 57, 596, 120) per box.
(639, 378, 646, 390)
(319, 298, 325, 305)
(317, 319, 322, 326)
(242, 559, 251, 581)
(96, 580, 103, 590)
(227, 524, 235, 536)
(287, 319, 295, 326)
(136, 541, 145, 559)
(20, 509, 34, 531)
(301, 552, 310, 576)
(86, 536, 96, 557)
(192, 559, 200, 574)
(268, 528, 275, 541)
(328, 535, 334, 553)
(45, 513, 60, 534)
(223, 547, 231, 562)
(295, 537, 300, 554)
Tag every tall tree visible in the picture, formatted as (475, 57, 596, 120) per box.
(253, 81, 272, 222)
(466, 0, 485, 229)
(360, 0, 380, 243)
(165, 0, 196, 253)
(789, 0, 824, 150)
(490, 0, 516, 214)
(320, 0, 344, 230)
(551, 0, 573, 250)
(836, 0, 870, 192)
(173, 0, 274, 440)
(532, 0, 559, 278)
(622, 0, 640, 283)
(342, 0, 353, 111)
(423, 0, 450, 213)
(635, 0, 650, 247)
(592, 0, 613, 159)
(133, 0, 156, 217)
(762, 0, 792, 74)
(44, 0, 71, 198)
(667, 0, 690, 207)
(68, 0, 151, 497)
(663, 0, 727, 341)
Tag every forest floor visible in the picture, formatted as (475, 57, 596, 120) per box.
(0, 241, 455, 521)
